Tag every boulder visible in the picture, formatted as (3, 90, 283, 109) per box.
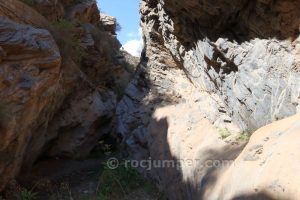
(100, 13, 117, 35)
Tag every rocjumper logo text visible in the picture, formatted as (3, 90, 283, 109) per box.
(106, 157, 234, 171)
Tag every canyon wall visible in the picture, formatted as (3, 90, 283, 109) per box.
(0, 0, 135, 191)
(117, 0, 300, 199)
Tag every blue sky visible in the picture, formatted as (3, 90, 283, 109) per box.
(96, 0, 143, 56)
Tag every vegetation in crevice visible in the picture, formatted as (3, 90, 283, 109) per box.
(218, 127, 251, 143)
(49, 19, 87, 64)
(217, 128, 231, 140)
(91, 27, 119, 63)
(15, 188, 38, 200)
(121, 61, 137, 74)
(236, 131, 251, 142)
(98, 161, 164, 200)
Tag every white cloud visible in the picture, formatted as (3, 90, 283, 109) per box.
(123, 39, 144, 57)
(122, 27, 144, 57)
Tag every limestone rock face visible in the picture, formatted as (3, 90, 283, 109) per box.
(46, 89, 116, 158)
(0, 0, 133, 191)
(0, 16, 61, 191)
(117, 0, 300, 199)
(139, 0, 300, 131)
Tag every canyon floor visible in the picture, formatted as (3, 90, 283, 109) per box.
(15, 151, 164, 200)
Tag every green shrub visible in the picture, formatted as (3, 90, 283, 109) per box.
(98, 140, 113, 156)
(236, 131, 251, 142)
(98, 161, 152, 199)
(48, 182, 73, 200)
(218, 128, 231, 140)
(49, 19, 86, 63)
(91, 28, 117, 62)
(15, 188, 38, 200)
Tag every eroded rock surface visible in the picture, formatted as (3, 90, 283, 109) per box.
(0, 0, 48, 26)
(0, 0, 135, 191)
(138, 0, 300, 131)
(117, 0, 300, 199)
(0, 16, 61, 191)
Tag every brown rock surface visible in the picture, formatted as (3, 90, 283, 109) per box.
(0, 0, 135, 191)
(0, 0, 48, 27)
(0, 16, 61, 191)
(66, 0, 99, 24)
(46, 88, 116, 158)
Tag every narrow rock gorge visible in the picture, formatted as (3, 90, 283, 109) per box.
(0, 0, 300, 199)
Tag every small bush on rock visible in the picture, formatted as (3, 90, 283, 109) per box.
(218, 128, 231, 140)
(236, 131, 251, 142)
(122, 61, 136, 74)
(49, 19, 86, 63)
(98, 160, 160, 199)
(15, 188, 38, 200)
(91, 28, 118, 62)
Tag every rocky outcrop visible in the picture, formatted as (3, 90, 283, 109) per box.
(117, 0, 300, 199)
(139, 0, 300, 132)
(0, 0, 134, 191)
(100, 13, 117, 35)
(0, 16, 61, 191)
